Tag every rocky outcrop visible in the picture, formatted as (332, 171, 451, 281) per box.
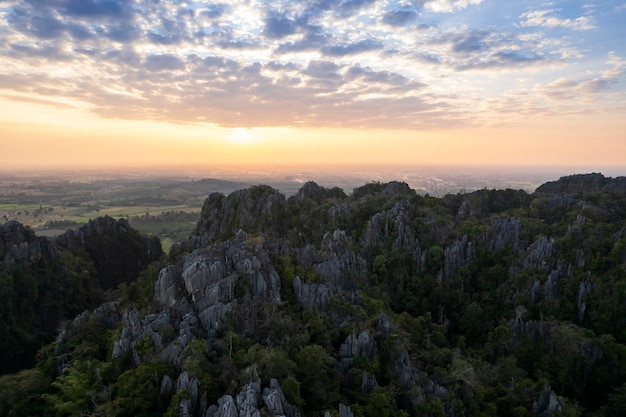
(262, 379, 301, 417)
(289, 181, 346, 204)
(576, 280, 593, 322)
(443, 235, 475, 279)
(316, 230, 366, 285)
(34, 176, 626, 417)
(293, 276, 332, 310)
(0, 220, 54, 266)
(338, 329, 379, 392)
(482, 217, 521, 252)
(111, 308, 188, 365)
(206, 374, 300, 417)
(352, 181, 414, 200)
(532, 386, 562, 417)
(535, 173, 626, 197)
(56, 216, 162, 289)
(523, 236, 554, 270)
(361, 201, 421, 257)
(194, 185, 287, 241)
(327, 201, 353, 226)
(602, 176, 626, 197)
(154, 230, 281, 337)
(339, 330, 378, 360)
(291, 230, 365, 310)
(381, 181, 415, 196)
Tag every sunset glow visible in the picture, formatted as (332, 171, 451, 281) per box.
(1, 1, 625, 172)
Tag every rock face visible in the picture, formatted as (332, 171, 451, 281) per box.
(154, 230, 281, 337)
(0, 220, 53, 266)
(292, 230, 365, 310)
(289, 181, 347, 204)
(532, 386, 562, 417)
(484, 217, 521, 252)
(443, 235, 475, 279)
(203, 373, 300, 417)
(361, 201, 421, 256)
(36, 176, 626, 417)
(523, 236, 554, 270)
(535, 173, 626, 196)
(194, 185, 287, 241)
(56, 216, 162, 289)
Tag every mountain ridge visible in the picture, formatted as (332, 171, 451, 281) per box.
(2, 172, 626, 417)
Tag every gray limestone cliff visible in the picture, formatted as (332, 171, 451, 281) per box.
(35, 175, 626, 417)
(194, 185, 287, 242)
(0, 220, 55, 266)
(535, 173, 626, 197)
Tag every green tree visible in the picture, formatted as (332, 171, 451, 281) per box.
(295, 344, 339, 410)
(0, 368, 51, 417)
(426, 245, 445, 274)
(44, 359, 112, 417)
(112, 361, 174, 417)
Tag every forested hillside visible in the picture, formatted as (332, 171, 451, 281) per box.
(2, 173, 626, 417)
(0, 216, 162, 374)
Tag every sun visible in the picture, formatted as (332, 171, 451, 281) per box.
(228, 127, 259, 145)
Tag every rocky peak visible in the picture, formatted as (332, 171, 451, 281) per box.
(0, 220, 50, 266)
(205, 375, 301, 417)
(535, 173, 626, 196)
(382, 181, 415, 196)
(195, 185, 287, 241)
(153, 231, 282, 339)
(56, 216, 162, 289)
(290, 181, 347, 204)
(361, 200, 420, 256)
(352, 181, 414, 200)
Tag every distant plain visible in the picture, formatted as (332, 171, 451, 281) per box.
(2, 164, 621, 251)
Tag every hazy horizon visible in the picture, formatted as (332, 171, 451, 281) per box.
(2, 163, 625, 198)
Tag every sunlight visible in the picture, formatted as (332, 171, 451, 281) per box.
(228, 127, 259, 145)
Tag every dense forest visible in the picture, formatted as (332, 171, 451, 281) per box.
(1, 173, 626, 417)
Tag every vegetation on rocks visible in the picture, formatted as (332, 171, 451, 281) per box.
(1, 174, 626, 417)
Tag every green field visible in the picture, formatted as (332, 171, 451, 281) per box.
(0, 175, 252, 252)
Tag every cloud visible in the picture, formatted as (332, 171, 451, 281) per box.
(335, 0, 377, 18)
(60, 0, 127, 19)
(6, 0, 137, 42)
(578, 78, 618, 94)
(146, 16, 188, 45)
(0, 0, 622, 131)
(276, 28, 329, 53)
(7, 8, 65, 40)
(432, 27, 549, 71)
(200, 4, 230, 19)
(540, 53, 624, 101)
(452, 30, 489, 53)
(264, 16, 298, 39)
(424, 0, 484, 13)
(102, 24, 140, 42)
(382, 10, 418, 26)
(8, 42, 71, 61)
(144, 54, 185, 72)
(520, 9, 595, 31)
(321, 39, 384, 57)
(303, 60, 342, 81)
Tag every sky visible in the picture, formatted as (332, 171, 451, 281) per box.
(1, 0, 625, 171)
